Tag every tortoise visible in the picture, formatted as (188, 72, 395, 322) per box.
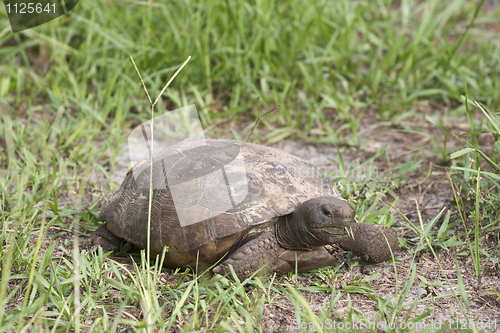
(92, 139, 397, 279)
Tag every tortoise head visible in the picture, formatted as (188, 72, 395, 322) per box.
(292, 197, 397, 263)
(299, 197, 355, 245)
(275, 196, 355, 250)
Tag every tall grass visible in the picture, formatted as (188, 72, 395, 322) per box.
(1, 0, 500, 143)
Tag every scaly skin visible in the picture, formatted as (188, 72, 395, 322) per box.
(212, 222, 398, 279)
(336, 223, 398, 263)
(212, 231, 282, 278)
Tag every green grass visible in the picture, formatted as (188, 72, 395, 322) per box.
(1, 0, 500, 331)
(2, 0, 500, 143)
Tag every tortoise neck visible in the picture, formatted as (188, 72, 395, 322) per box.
(275, 210, 323, 250)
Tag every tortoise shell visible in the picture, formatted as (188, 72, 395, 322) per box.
(99, 139, 341, 270)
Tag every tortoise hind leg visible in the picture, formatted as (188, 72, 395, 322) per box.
(90, 225, 124, 254)
(272, 247, 338, 275)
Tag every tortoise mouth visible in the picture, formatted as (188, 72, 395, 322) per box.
(311, 218, 353, 231)
(312, 226, 350, 236)
(310, 219, 354, 242)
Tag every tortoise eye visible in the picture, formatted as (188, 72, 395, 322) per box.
(322, 207, 332, 217)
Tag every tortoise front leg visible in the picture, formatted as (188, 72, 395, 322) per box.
(337, 223, 398, 264)
(272, 247, 338, 275)
(212, 231, 283, 279)
(212, 233, 338, 279)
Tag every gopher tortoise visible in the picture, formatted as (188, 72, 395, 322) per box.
(92, 139, 397, 279)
